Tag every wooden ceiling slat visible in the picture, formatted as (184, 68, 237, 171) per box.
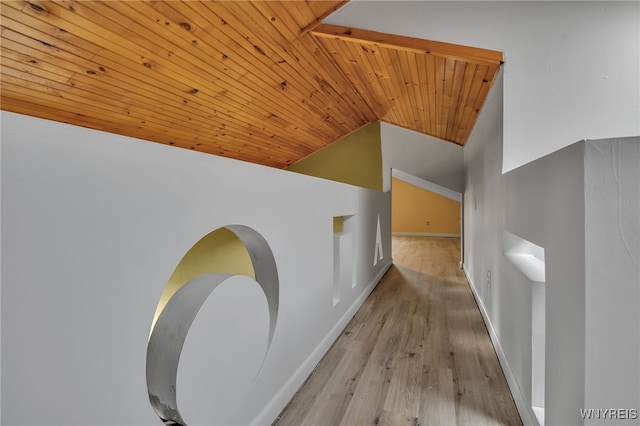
(242, 2, 363, 128)
(404, 52, 427, 132)
(1, 46, 74, 82)
(1, 83, 161, 134)
(124, 1, 330, 135)
(1, 95, 113, 131)
(381, 47, 415, 131)
(11, 2, 235, 108)
(4, 75, 304, 168)
(237, 1, 373, 126)
(2, 92, 292, 165)
(0, 27, 293, 148)
(200, 2, 360, 134)
(343, 40, 388, 118)
(298, 35, 375, 125)
(86, 1, 344, 141)
(1, 40, 200, 128)
(319, 37, 385, 118)
(182, 3, 370, 157)
(281, 2, 318, 29)
(460, 65, 488, 136)
(396, 50, 424, 133)
(69, 0, 344, 148)
(1, 2, 100, 58)
(300, 1, 348, 36)
(444, 61, 466, 142)
(316, 39, 384, 121)
(0, 73, 241, 149)
(432, 55, 444, 138)
(416, 52, 435, 135)
(425, 54, 438, 136)
(362, 42, 403, 125)
(139, 1, 338, 144)
(455, 65, 492, 143)
(449, 62, 477, 143)
(247, 1, 366, 124)
(360, 44, 398, 124)
(7, 0, 342, 165)
(456, 65, 498, 144)
(440, 58, 455, 140)
(405, 52, 429, 134)
(374, 45, 404, 125)
(170, 3, 350, 140)
(413, 52, 430, 134)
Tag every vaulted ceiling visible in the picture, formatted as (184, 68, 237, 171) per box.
(0, 1, 503, 169)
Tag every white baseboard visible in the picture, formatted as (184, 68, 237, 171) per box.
(392, 232, 461, 238)
(462, 264, 538, 426)
(251, 259, 394, 426)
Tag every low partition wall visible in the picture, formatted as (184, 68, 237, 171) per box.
(1, 111, 392, 425)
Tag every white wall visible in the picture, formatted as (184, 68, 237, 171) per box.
(584, 138, 640, 425)
(463, 73, 640, 425)
(0, 111, 392, 425)
(461, 71, 544, 424)
(327, 1, 640, 172)
(381, 123, 464, 192)
(503, 142, 588, 426)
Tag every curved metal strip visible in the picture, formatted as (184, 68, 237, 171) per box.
(147, 273, 231, 425)
(146, 225, 280, 426)
(225, 225, 279, 354)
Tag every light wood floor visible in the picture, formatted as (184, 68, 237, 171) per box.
(274, 236, 522, 426)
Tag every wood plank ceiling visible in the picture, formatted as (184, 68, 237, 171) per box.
(0, 1, 503, 169)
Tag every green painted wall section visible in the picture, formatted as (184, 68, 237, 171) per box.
(150, 227, 255, 332)
(287, 122, 383, 191)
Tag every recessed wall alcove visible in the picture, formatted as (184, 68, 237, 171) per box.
(503, 231, 546, 426)
(496, 137, 640, 425)
(333, 215, 357, 306)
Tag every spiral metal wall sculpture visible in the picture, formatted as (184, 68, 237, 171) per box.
(146, 225, 279, 425)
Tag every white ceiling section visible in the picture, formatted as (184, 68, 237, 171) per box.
(381, 122, 464, 193)
(327, 1, 640, 172)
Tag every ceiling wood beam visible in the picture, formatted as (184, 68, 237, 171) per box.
(312, 23, 504, 66)
(299, 0, 348, 37)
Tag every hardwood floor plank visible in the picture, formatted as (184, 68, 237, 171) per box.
(274, 237, 521, 426)
(275, 346, 348, 426)
(299, 341, 367, 426)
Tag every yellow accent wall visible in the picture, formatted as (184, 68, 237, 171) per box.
(333, 216, 344, 233)
(392, 177, 461, 235)
(151, 227, 255, 331)
(287, 122, 382, 191)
